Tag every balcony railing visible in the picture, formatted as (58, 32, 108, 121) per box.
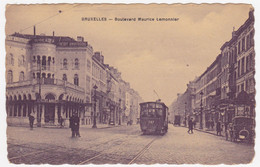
(6, 78, 84, 92)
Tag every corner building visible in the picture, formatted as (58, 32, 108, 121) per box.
(6, 32, 93, 127)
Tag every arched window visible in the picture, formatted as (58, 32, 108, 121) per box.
(74, 74, 79, 86)
(19, 55, 25, 66)
(19, 71, 25, 81)
(7, 70, 13, 83)
(75, 58, 79, 69)
(42, 73, 46, 78)
(10, 54, 14, 65)
(63, 74, 67, 81)
(63, 59, 68, 69)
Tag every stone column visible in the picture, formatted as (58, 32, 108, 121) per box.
(41, 104, 45, 124)
(55, 104, 58, 125)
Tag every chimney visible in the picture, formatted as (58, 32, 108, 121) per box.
(53, 31, 55, 37)
(232, 27, 236, 38)
(33, 26, 36, 36)
(77, 36, 84, 42)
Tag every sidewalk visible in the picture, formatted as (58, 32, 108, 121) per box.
(179, 125, 226, 138)
(80, 123, 127, 129)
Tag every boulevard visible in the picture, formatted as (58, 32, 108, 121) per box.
(7, 125, 254, 164)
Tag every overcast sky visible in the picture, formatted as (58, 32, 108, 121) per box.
(5, 4, 253, 105)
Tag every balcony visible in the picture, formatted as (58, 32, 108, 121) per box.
(6, 78, 84, 92)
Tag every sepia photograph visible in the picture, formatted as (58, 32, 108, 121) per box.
(4, 2, 257, 165)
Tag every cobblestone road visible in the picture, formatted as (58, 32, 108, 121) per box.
(7, 124, 254, 164)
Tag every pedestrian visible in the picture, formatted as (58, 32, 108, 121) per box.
(59, 115, 64, 128)
(224, 122, 228, 140)
(69, 114, 76, 138)
(187, 118, 194, 134)
(29, 112, 35, 130)
(216, 119, 221, 136)
(211, 120, 214, 130)
(74, 114, 81, 137)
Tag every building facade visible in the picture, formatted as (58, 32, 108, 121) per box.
(6, 30, 143, 127)
(170, 10, 255, 130)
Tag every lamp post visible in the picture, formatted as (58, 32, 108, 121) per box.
(184, 102, 187, 127)
(200, 91, 204, 129)
(92, 84, 98, 128)
(37, 57, 42, 127)
(119, 99, 121, 125)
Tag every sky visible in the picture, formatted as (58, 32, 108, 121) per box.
(5, 4, 253, 105)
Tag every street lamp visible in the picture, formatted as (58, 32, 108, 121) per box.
(184, 102, 187, 127)
(119, 99, 121, 125)
(200, 91, 204, 129)
(37, 57, 42, 127)
(92, 84, 98, 128)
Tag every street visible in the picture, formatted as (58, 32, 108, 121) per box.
(7, 125, 254, 164)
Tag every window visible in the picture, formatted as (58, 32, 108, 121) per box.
(63, 74, 67, 81)
(238, 60, 240, 77)
(42, 73, 46, 78)
(246, 35, 250, 50)
(242, 37, 245, 51)
(238, 41, 241, 54)
(63, 59, 68, 69)
(87, 59, 91, 71)
(241, 83, 244, 91)
(241, 57, 245, 75)
(10, 54, 14, 65)
(246, 56, 249, 72)
(75, 58, 79, 69)
(86, 75, 91, 91)
(19, 55, 25, 66)
(33, 56, 36, 63)
(74, 74, 79, 86)
(249, 53, 254, 70)
(19, 71, 25, 81)
(7, 70, 13, 83)
(250, 31, 254, 48)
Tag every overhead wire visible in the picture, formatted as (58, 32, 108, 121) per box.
(19, 4, 83, 33)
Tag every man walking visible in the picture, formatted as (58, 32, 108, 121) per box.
(187, 118, 194, 134)
(74, 114, 81, 137)
(216, 119, 222, 136)
(69, 114, 76, 138)
(29, 112, 35, 130)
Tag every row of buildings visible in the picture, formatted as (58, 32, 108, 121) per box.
(5, 28, 143, 127)
(169, 10, 255, 130)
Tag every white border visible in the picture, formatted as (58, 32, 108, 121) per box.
(1, 1, 259, 167)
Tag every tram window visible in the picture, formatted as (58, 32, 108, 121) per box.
(148, 103, 155, 108)
(141, 109, 148, 117)
(148, 109, 156, 117)
(156, 109, 163, 116)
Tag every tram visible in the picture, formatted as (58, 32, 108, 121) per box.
(139, 100, 168, 135)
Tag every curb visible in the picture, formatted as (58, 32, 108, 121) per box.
(176, 125, 225, 138)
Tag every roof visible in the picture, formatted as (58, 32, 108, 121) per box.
(9, 32, 88, 47)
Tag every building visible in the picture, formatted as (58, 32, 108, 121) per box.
(6, 30, 93, 127)
(170, 10, 255, 130)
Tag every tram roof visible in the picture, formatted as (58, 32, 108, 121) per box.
(139, 101, 168, 108)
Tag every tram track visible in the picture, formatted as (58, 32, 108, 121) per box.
(77, 137, 157, 165)
(8, 134, 158, 164)
(128, 137, 157, 164)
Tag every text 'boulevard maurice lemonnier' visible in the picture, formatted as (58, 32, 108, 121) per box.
(81, 17, 179, 22)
